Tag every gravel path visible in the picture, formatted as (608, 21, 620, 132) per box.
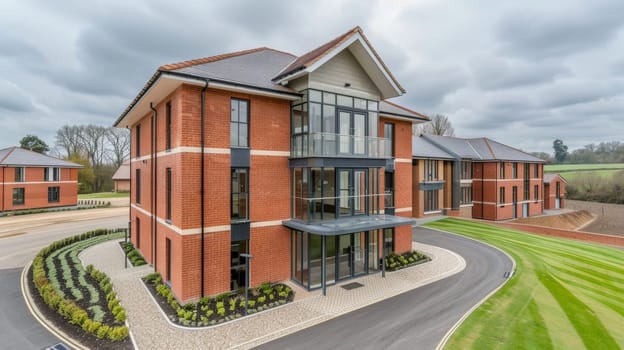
(80, 239, 465, 350)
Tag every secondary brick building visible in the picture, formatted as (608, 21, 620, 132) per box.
(114, 27, 427, 302)
(411, 134, 546, 221)
(543, 173, 566, 210)
(0, 147, 81, 212)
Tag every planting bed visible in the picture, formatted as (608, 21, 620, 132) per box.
(384, 250, 430, 271)
(144, 273, 295, 327)
(31, 229, 132, 349)
(119, 241, 146, 266)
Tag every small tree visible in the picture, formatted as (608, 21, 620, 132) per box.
(553, 139, 568, 163)
(416, 114, 455, 136)
(19, 135, 49, 154)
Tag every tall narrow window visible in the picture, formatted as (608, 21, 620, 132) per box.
(231, 168, 249, 220)
(534, 163, 539, 178)
(135, 217, 141, 249)
(461, 185, 472, 205)
(231, 99, 249, 148)
(534, 185, 539, 203)
(424, 190, 439, 212)
(13, 188, 25, 205)
(512, 162, 518, 178)
(424, 160, 438, 181)
(500, 162, 505, 179)
(48, 186, 60, 203)
(166, 168, 172, 221)
(556, 182, 561, 199)
(384, 171, 394, 208)
(230, 240, 249, 291)
(524, 164, 530, 200)
(15, 167, 24, 182)
(166, 101, 172, 150)
(135, 169, 141, 204)
(45, 167, 60, 181)
(461, 161, 472, 179)
(384, 123, 395, 157)
(500, 187, 505, 206)
(135, 124, 141, 157)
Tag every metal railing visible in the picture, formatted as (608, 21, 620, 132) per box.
(292, 193, 388, 223)
(291, 132, 391, 159)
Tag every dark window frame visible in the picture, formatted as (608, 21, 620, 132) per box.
(166, 101, 172, 150)
(512, 162, 518, 178)
(500, 162, 505, 179)
(231, 98, 250, 148)
(135, 123, 141, 157)
(424, 189, 439, 212)
(383, 228, 395, 257)
(12, 188, 25, 205)
(424, 159, 439, 181)
(15, 167, 24, 182)
(461, 160, 472, 179)
(461, 185, 472, 205)
(166, 168, 172, 221)
(231, 168, 249, 221)
(135, 169, 141, 204)
(534, 184, 539, 203)
(384, 123, 395, 157)
(230, 239, 249, 291)
(500, 187, 505, 206)
(48, 186, 60, 203)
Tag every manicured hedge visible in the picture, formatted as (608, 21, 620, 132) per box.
(120, 241, 146, 266)
(32, 229, 129, 341)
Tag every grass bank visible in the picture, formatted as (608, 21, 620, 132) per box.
(425, 218, 624, 350)
(79, 192, 129, 199)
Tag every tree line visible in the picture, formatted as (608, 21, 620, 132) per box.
(18, 126, 129, 194)
(531, 139, 624, 164)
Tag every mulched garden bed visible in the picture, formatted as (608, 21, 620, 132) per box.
(28, 267, 133, 350)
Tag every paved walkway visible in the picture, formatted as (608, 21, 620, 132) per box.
(79, 239, 465, 350)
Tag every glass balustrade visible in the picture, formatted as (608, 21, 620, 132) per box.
(292, 193, 388, 223)
(291, 132, 391, 159)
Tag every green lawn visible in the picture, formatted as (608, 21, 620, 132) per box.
(78, 192, 129, 199)
(425, 218, 624, 350)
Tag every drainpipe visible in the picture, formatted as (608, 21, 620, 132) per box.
(495, 162, 498, 221)
(1, 167, 4, 212)
(150, 103, 158, 270)
(200, 80, 209, 297)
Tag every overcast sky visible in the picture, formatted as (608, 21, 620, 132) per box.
(1, 0, 623, 154)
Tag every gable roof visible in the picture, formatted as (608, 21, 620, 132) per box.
(112, 160, 130, 180)
(0, 147, 82, 168)
(544, 173, 567, 183)
(380, 100, 430, 122)
(417, 135, 544, 162)
(412, 136, 455, 159)
(115, 26, 406, 128)
(272, 26, 405, 99)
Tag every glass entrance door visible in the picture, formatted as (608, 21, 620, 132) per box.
(337, 232, 367, 279)
(338, 110, 367, 156)
(353, 232, 366, 276)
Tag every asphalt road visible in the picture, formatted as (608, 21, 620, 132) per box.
(0, 207, 128, 349)
(257, 226, 513, 350)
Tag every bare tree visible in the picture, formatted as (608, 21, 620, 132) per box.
(55, 125, 84, 158)
(106, 128, 130, 168)
(415, 114, 455, 136)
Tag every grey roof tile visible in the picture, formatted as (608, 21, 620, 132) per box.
(0, 147, 82, 168)
(419, 135, 544, 162)
(412, 136, 455, 159)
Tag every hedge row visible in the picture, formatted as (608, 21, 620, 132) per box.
(32, 229, 129, 341)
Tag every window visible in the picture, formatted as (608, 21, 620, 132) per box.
(12, 188, 24, 205)
(384, 171, 394, 208)
(135, 217, 140, 249)
(231, 99, 249, 148)
(461, 186, 472, 205)
(166, 101, 172, 150)
(231, 168, 249, 220)
(166, 168, 172, 221)
(500, 162, 505, 179)
(383, 228, 394, 257)
(44, 167, 60, 181)
(534, 163, 539, 178)
(556, 182, 561, 199)
(230, 240, 249, 291)
(512, 162, 518, 178)
(384, 123, 395, 157)
(15, 167, 24, 182)
(461, 161, 472, 179)
(534, 185, 539, 203)
(135, 169, 141, 204)
(424, 190, 439, 212)
(500, 187, 505, 206)
(135, 124, 141, 157)
(48, 187, 60, 203)
(524, 164, 530, 200)
(424, 160, 438, 181)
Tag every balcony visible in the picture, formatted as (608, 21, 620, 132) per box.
(291, 193, 388, 223)
(291, 132, 391, 159)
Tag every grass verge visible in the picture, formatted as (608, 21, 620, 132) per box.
(79, 192, 129, 199)
(425, 218, 624, 350)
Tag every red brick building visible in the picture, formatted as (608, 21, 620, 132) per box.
(0, 147, 81, 212)
(543, 173, 566, 210)
(114, 27, 427, 302)
(411, 135, 546, 220)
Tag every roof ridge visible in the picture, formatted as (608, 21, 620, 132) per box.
(481, 138, 497, 160)
(382, 100, 430, 120)
(159, 47, 294, 71)
(484, 137, 544, 162)
(0, 146, 16, 165)
(272, 26, 362, 81)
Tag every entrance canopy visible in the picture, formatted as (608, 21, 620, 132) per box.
(283, 214, 415, 236)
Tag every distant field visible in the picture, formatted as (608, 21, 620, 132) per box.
(545, 163, 624, 172)
(426, 218, 624, 350)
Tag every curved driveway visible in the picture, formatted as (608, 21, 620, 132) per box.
(257, 226, 513, 350)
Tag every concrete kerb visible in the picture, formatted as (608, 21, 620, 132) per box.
(20, 260, 90, 350)
(428, 227, 517, 350)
